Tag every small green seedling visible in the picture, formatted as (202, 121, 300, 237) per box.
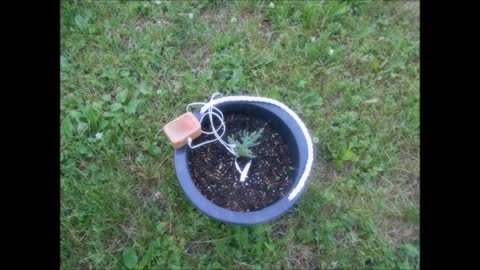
(228, 128, 264, 158)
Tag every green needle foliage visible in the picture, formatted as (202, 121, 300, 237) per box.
(228, 128, 264, 158)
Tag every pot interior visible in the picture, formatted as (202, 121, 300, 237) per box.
(187, 102, 301, 189)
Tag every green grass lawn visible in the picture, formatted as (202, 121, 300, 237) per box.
(60, 1, 419, 269)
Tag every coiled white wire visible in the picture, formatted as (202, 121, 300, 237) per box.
(186, 92, 237, 156)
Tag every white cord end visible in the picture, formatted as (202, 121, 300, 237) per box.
(239, 161, 251, 182)
(235, 158, 242, 173)
(187, 137, 193, 147)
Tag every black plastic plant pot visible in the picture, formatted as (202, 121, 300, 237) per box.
(174, 96, 314, 225)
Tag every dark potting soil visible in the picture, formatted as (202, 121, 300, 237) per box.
(188, 113, 295, 212)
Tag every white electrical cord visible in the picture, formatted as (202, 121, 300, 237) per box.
(186, 93, 237, 156)
(186, 93, 251, 182)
